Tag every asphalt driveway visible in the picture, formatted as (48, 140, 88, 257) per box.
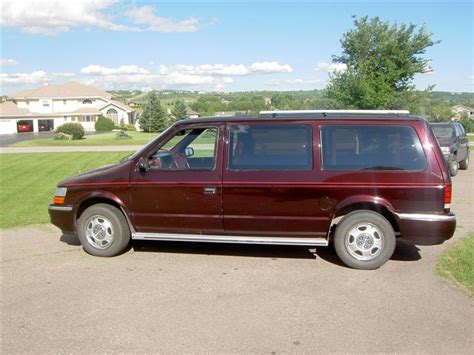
(2, 169, 473, 353)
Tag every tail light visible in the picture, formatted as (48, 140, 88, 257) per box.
(444, 184, 452, 211)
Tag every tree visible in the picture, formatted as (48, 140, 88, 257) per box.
(172, 100, 188, 121)
(326, 16, 439, 109)
(139, 91, 168, 132)
(459, 112, 474, 133)
(95, 116, 115, 132)
(427, 101, 454, 122)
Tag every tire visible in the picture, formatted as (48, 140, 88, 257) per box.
(448, 157, 458, 176)
(77, 203, 131, 257)
(459, 153, 469, 170)
(334, 210, 396, 270)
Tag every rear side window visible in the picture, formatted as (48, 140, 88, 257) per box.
(228, 124, 312, 170)
(321, 125, 427, 171)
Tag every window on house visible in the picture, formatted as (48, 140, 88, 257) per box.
(63, 100, 67, 105)
(42, 100, 49, 107)
(106, 108, 119, 124)
(228, 125, 313, 171)
(82, 99, 92, 104)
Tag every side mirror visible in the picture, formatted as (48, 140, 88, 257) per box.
(137, 157, 148, 171)
(185, 147, 194, 157)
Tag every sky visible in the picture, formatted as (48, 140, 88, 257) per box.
(1, 0, 473, 95)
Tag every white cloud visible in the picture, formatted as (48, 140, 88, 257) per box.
(249, 61, 293, 74)
(80, 61, 293, 91)
(159, 61, 293, 77)
(80, 72, 228, 91)
(160, 64, 249, 76)
(266, 78, 326, 87)
(54, 72, 76, 77)
(0, 70, 75, 86)
(127, 5, 200, 32)
(1, 0, 203, 35)
(0, 70, 49, 85)
(1, 0, 136, 35)
(81, 64, 150, 75)
(0, 58, 18, 66)
(316, 61, 347, 73)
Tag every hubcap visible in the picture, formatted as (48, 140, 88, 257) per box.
(345, 223, 384, 261)
(85, 215, 114, 249)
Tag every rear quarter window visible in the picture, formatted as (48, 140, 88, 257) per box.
(321, 125, 427, 171)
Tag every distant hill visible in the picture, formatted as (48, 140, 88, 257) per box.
(107, 89, 474, 117)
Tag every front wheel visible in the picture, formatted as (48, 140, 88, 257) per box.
(334, 211, 396, 270)
(77, 203, 131, 257)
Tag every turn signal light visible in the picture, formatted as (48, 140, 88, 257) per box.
(53, 196, 65, 205)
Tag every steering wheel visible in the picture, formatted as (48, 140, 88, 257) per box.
(171, 150, 190, 169)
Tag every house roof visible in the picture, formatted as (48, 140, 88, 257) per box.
(70, 107, 102, 114)
(99, 99, 132, 112)
(186, 108, 199, 115)
(0, 101, 30, 116)
(12, 81, 113, 99)
(452, 105, 474, 111)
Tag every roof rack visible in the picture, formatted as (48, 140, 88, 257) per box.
(259, 109, 410, 117)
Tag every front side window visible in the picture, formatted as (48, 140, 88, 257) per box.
(228, 124, 312, 170)
(321, 125, 427, 171)
(148, 127, 218, 170)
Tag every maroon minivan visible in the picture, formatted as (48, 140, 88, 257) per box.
(49, 110, 456, 269)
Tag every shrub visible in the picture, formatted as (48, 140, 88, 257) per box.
(95, 116, 115, 132)
(53, 132, 73, 140)
(114, 131, 132, 140)
(125, 123, 136, 131)
(55, 123, 85, 140)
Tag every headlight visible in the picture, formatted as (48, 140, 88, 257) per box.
(440, 146, 451, 154)
(53, 187, 67, 204)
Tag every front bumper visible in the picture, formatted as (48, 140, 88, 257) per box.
(397, 212, 456, 245)
(48, 204, 75, 233)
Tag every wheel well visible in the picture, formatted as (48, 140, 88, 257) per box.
(331, 202, 400, 237)
(76, 197, 123, 221)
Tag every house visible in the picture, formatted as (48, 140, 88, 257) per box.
(186, 108, 199, 118)
(214, 111, 236, 117)
(452, 105, 474, 120)
(0, 81, 135, 134)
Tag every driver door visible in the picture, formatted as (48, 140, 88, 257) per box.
(129, 124, 224, 234)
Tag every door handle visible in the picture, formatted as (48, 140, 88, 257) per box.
(203, 187, 217, 195)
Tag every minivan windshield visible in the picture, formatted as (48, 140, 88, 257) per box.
(431, 125, 454, 139)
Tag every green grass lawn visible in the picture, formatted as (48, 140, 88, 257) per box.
(0, 152, 132, 229)
(436, 234, 474, 297)
(11, 131, 158, 147)
(468, 134, 474, 142)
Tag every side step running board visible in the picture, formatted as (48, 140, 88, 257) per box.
(132, 232, 328, 246)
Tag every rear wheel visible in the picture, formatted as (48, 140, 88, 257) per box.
(459, 153, 469, 170)
(448, 157, 459, 176)
(334, 210, 396, 270)
(77, 204, 131, 257)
